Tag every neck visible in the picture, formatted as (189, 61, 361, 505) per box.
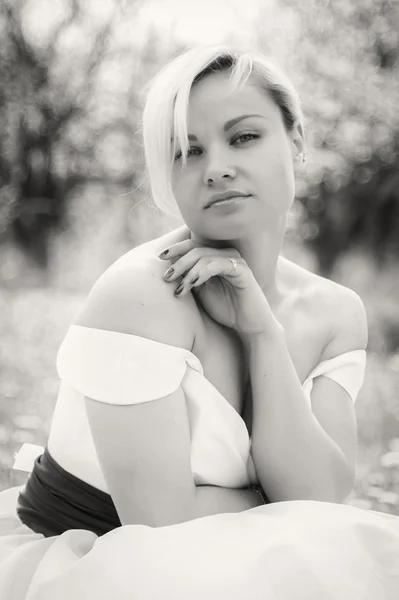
(186, 217, 287, 309)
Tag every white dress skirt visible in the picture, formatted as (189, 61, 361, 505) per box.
(0, 325, 398, 600)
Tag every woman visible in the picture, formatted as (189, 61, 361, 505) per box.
(0, 44, 398, 599)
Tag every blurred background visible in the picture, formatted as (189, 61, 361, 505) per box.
(0, 0, 399, 514)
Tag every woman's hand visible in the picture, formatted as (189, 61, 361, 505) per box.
(159, 239, 282, 339)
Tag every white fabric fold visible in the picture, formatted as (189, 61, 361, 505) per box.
(13, 326, 366, 492)
(1, 490, 399, 599)
(57, 325, 203, 405)
(302, 349, 366, 404)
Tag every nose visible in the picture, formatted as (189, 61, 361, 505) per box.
(204, 157, 236, 186)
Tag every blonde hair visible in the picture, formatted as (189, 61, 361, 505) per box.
(142, 44, 304, 218)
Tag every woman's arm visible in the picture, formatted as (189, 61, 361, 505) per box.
(154, 238, 367, 505)
(245, 288, 368, 504)
(86, 385, 263, 528)
(80, 260, 262, 528)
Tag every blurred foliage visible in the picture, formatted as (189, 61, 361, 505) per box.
(0, 0, 173, 275)
(263, 0, 399, 274)
(0, 0, 398, 281)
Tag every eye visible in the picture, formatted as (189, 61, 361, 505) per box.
(174, 147, 202, 161)
(232, 133, 259, 145)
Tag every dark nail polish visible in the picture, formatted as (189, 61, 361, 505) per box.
(159, 248, 169, 257)
(190, 275, 199, 284)
(175, 283, 184, 295)
(164, 267, 174, 279)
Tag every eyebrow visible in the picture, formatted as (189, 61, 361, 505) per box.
(223, 114, 265, 132)
(174, 114, 265, 142)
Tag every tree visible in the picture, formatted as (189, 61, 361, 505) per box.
(0, 0, 153, 267)
(254, 0, 399, 274)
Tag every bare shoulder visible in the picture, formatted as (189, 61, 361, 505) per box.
(320, 278, 368, 359)
(73, 246, 197, 353)
(285, 259, 368, 359)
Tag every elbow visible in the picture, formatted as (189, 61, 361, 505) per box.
(120, 504, 195, 528)
(333, 464, 355, 504)
(304, 443, 355, 504)
(117, 489, 197, 528)
(291, 461, 355, 505)
(308, 480, 353, 505)
(331, 450, 356, 503)
(313, 457, 355, 504)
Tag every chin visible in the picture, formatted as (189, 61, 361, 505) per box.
(202, 219, 259, 242)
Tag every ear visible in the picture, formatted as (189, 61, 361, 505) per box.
(290, 120, 305, 161)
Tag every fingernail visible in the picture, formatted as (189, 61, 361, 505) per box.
(190, 275, 199, 284)
(164, 267, 174, 279)
(174, 283, 184, 296)
(159, 249, 169, 257)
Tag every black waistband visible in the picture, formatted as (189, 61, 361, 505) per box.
(17, 447, 121, 537)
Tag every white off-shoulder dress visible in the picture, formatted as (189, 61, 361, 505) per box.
(0, 325, 398, 600)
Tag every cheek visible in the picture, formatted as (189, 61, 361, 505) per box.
(274, 147, 295, 197)
(280, 157, 295, 193)
(171, 172, 189, 208)
(257, 150, 294, 213)
(171, 172, 200, 223)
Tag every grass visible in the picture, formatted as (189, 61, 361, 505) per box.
(0, 288, 83, 489)
(0, 248, 399, 515)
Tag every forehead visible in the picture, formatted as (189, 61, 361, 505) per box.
(186, 71, 278, 125)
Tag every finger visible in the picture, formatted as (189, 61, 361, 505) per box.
(158, 239, 201, 259)
(162, 248, 217, 282)
(207, 258, 241, 279)
(175, 256, 238, 296)
(159, 240, 240, 260)
(173, 257, 213, 296)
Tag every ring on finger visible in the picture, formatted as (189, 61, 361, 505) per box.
(228, 258, 238, 276)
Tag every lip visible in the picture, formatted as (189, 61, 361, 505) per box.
(205, 191, 251, 208)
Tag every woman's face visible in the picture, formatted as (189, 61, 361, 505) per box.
(171, 70, 302, 240)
